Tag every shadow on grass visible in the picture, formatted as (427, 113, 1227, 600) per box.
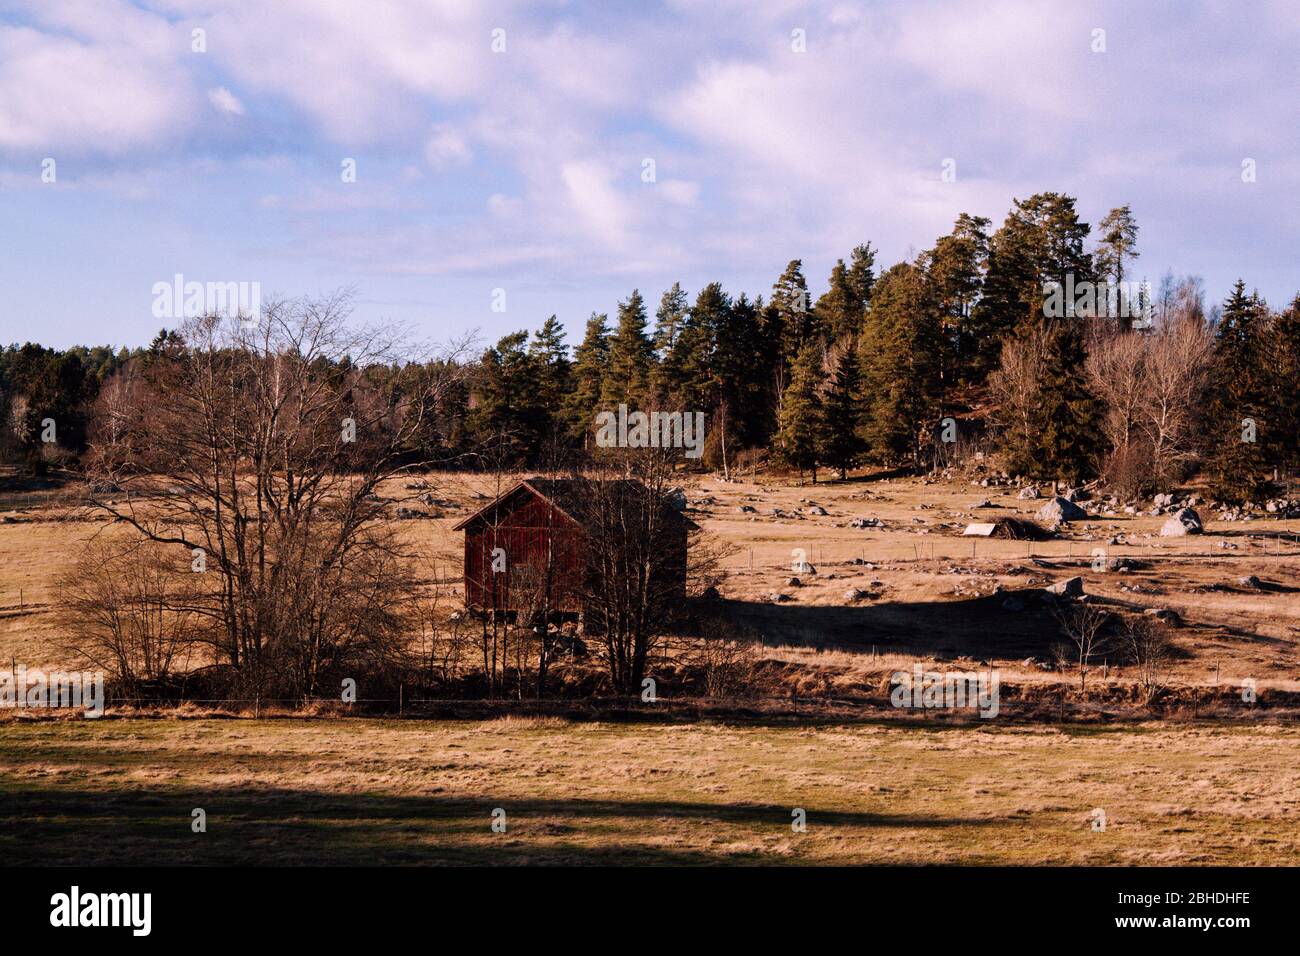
(712, 590, 1062, 659)
(0, 784, 1000, 865)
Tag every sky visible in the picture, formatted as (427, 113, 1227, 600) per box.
(1, 0, 1298, 352)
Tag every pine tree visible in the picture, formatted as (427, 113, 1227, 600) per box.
(651, 282, 689, 361)
(776, 340, 826, 483)
(1207, 281, 1270, 502)
(660, 284, 721, 411)
(1095, 205, 1140, 286)
(601, 289, 654, 409)
(822, 346, 866, 479)
(1028, 320, 1101, 485)
(974, 193, 1093, 375)
(529, 315, 571, 424)
(860, 262, 941, 465)
(1266, 294, 1300, 478)
(925, 213, 990, 385)
(469, 330, 545, 461)
(771, 260, 819, 368)
(1095, 205, 1141, 327)
(845, 243, 877, 312)
(815, 259, 861, 342)
(564, 312, 609, 445)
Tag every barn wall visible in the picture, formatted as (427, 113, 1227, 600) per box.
(463, 493, 586, 613)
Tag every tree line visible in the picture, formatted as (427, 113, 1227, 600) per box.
(7, 192, 1300, 503)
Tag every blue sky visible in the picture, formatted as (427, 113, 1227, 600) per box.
(1, 0, 1298, 351)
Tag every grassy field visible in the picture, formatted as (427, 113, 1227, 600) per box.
(2, 715, 1298, 865)
(5, 469, 1300, 692)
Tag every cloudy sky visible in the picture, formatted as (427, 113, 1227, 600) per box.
(2, 0, 1297, 350)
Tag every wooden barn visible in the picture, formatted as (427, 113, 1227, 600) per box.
(453, 477, 696, 621)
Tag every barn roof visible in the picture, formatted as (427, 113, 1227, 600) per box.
(452, 477, 699, 532)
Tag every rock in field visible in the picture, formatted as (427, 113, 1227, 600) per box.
(1037, 496, 1087, 523)
(1046, 576, 1084, 598)
(1160, 507, 1202, 536)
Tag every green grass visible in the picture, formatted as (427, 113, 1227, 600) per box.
(1, 717, 1298, 865)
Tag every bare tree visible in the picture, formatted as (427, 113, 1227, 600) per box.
(1119, 615, 1174, 705)
(1085, 325, 1151, 496)
(569, 450, 698, 697)
(58, 539, 200, 695)
(81, 292, 470, 703)
(1141, 310, 1213, 489)
(1051, 600, 1112, 693)
(988, 324, 1050, 476)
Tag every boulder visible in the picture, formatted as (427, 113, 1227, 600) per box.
(1047, 576, 1084, 598)
(1017, 485, 1040, 499)
(1160, 507, 1203, 536)
(843, 588, 868, 602)
(1144, 607, 1182, 626)
(1037, 496, 1087, 523)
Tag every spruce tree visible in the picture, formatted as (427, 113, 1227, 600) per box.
(660, 284, 722, 411)
(776, 340, 826, 483)
(1028, 320, 1101, 485)
(564, 312, 609, 445)
(469, 330, 545, 461)
(822, 346, 866, 479)
(652, 282, 689, 361)
(601, 289, 654, 409)
(1267, 294, 1300, 478)
(528, 315, 571, 425)
(1207, 281, 1270, 502)
(771, 260, 819, 368)
(925, 213, 990, 385)
(860, 262, 941, 465)
(815, 260, 861, 343)
(845, 243, 877, 313)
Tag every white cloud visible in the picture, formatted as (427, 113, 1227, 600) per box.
(0, 24, 195, 152)
(424, 123, 472, 169)
(207, 86, 245, 116)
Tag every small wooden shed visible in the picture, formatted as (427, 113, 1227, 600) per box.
(453, 477, 695, 619)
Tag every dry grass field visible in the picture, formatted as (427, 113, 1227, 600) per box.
(4, 468, 1300, 865)
(1, 716, 1298, 865)
(4, 467, 1299, 691)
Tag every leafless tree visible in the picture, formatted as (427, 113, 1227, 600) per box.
(569, 449, 701, 696)
(81, 291, 470, 703)
(1141, 310, 1213, 489)
(58, 539, 201, 694)
(1085, 325, 1151, 495)
(1051, 600, 1112, 693)
(1119, 615, 1174, 705)
(988, 324, 1050, 476)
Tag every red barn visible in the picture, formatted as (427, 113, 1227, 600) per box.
(453, 477, 695, 621)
